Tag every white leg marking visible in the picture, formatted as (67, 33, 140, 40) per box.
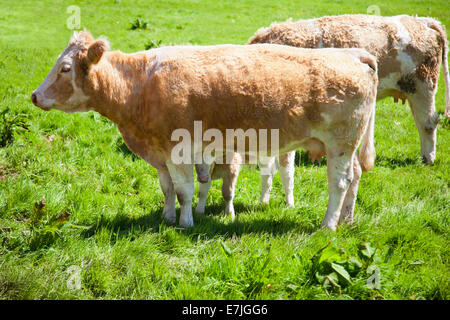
(408, 88, 439, 164)
(221, 164, 240, 221)
(339, 154, 362, 225)
(195, 179, 212, 214)
(166, 162, 195, 228)
(157, 169, 176, 225)
(321, 152, 354, 230)
(259, 156, 276, 204)
(278, 151, 296, 207)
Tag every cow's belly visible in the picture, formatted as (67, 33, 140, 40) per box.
(118, 126, 167, 169)
(377, 72, 408, 103)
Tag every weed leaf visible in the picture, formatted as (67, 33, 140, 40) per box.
(219, 240, 232, 257)
(331, 262, 352, 284)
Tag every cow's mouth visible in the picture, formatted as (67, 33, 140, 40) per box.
(31, 93, 55, 111)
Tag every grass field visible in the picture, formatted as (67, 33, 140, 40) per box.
(0, 0, 449, 300)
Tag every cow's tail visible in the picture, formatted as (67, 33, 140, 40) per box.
(359, 100, 376, 172)
(438, 24, 450, 119)
(419, 17, 450, 118)
(344, 48, 377, 172)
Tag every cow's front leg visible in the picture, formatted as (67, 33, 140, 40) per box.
(166, 162, 195, 228)
(321, 149, 354, 230)
(157, 168, 176, 225)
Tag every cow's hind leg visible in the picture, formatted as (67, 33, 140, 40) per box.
(166, 162, 195, 228)
(278, 151, 296, 207)
(321, 148, 355, 230)
(220, 163, 240, 221)
(195, 163, 214, 214)
(195, 179, 212, 215)
(338, 153, 362, 225)
(259, 156, 276, 204)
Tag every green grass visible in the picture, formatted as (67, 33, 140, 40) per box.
(0, 0, 449, 300)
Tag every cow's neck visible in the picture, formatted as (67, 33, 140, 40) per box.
(84, 51, 154, 129)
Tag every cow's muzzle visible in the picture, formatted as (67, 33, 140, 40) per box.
(31, 92, 38, 106)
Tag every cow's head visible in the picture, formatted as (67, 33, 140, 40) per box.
(31, 31, 109, 113)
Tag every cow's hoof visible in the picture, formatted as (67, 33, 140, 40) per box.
(321, 220, 337, 231)
(163, 215, 176, 225)
(179, 217, 194, 228)
(285, 197, 294, 207)
(195, 205, 205, 215)
(225, 204, 235, 221)
(421, 155, 435, 165)
(338, 210, 354, 225)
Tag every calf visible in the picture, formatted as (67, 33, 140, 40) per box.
(197, 14, 448, 214)
(32, 31, 377, 230)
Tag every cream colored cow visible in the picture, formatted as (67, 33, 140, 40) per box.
(199, 14, 448, 218)
(32, 31, 377, 230)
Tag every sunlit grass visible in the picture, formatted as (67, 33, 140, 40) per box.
(0, 0, 448, 300)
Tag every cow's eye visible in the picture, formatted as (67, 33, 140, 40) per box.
(61, 65, 71, 73)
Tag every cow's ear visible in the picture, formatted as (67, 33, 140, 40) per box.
(87, 39, 109, 65)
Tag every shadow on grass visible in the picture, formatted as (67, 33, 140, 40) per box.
(375, 154, 420, 169)
(80, 200, 318, 242)
(115, 138, 139, 161)
(189, 200, 319, 238)
(296, 150, 327, 168)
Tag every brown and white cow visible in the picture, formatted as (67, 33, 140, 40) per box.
(249, 14, 449, 163)
(198, 14, 449, 216)
(32, 31, 377, 230)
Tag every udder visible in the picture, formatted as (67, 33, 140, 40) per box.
(300, 138, 326, 163)
(381, 89, 408, 104)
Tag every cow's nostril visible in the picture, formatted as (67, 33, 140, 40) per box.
(31, 93, 37, 105)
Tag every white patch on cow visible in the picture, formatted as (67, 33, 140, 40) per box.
(65, 70, 89, 111)
(388, 16, 416, 74)
(397, 50, 416, 74)
(33, 63, 59, 108)
(378, 71, 403, 92)
(387, 15, 411, 43)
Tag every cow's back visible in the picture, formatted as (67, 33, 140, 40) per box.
(146, 45, 376, 135)
(248, 15, 445, 94)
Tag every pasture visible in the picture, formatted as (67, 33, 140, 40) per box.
(0, 0, 449, 300)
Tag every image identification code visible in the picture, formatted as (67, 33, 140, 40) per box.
(182, 304, 269, 317)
